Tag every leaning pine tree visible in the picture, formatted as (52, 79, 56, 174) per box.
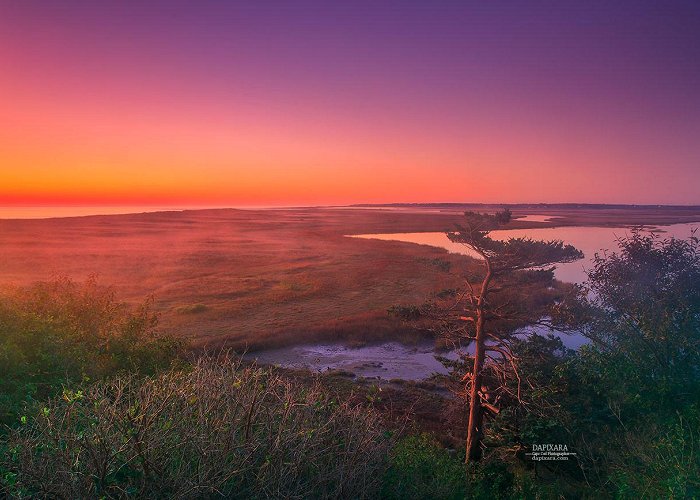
(436, 210, 583, 463)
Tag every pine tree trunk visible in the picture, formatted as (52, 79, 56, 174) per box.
(465, 259, 492, 463)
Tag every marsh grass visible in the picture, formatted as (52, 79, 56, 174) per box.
(175, 303, 209, 314)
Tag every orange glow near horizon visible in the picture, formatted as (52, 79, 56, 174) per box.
(2, 85, 680, 207)
(2, 2, 699, 207)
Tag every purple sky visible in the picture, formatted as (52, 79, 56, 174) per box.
(2, 1, 699, 205)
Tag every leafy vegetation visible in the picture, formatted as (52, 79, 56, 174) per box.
(0, 276, 184, 428)
(382, 434, 467, 500)
(554, 230, 700, 497)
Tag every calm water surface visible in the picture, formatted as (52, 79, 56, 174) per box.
(351, 222, 699, 284)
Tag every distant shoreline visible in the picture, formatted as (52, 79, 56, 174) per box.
(3, 202, 700, 220)
(347, 202, 700, 210)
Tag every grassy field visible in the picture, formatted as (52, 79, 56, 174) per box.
(1, 205, 699, 349)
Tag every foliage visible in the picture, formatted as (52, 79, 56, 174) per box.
(382, 434, 553, 500)
(447, 209, 583, 274)
(382, 434, 467, 499)
(581, 230, 700, 411)
(543, 231, 700, 496)
(559, 231, 700, 424)
(1, 356, 392, 499)
(602, 409, 700, 498)
(0, 276, 184, 428)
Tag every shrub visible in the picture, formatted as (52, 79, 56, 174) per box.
(382, 434, 467, 500)
(0, 276, 184, 427)
(1, 356, 393, 499)
(592, 409, 700, 498)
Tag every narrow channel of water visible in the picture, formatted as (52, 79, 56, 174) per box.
(247, 342, 458, 381)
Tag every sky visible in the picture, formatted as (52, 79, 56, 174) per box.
(1, 0, 699, 206)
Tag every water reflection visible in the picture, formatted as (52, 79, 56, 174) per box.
(351, 222, 698, 284)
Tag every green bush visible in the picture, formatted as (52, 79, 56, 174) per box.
(382, 434, 552, 500)
(0, 276, 184, 427)
(382, 434, 467, 500)
(589, 408, 700, 499)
